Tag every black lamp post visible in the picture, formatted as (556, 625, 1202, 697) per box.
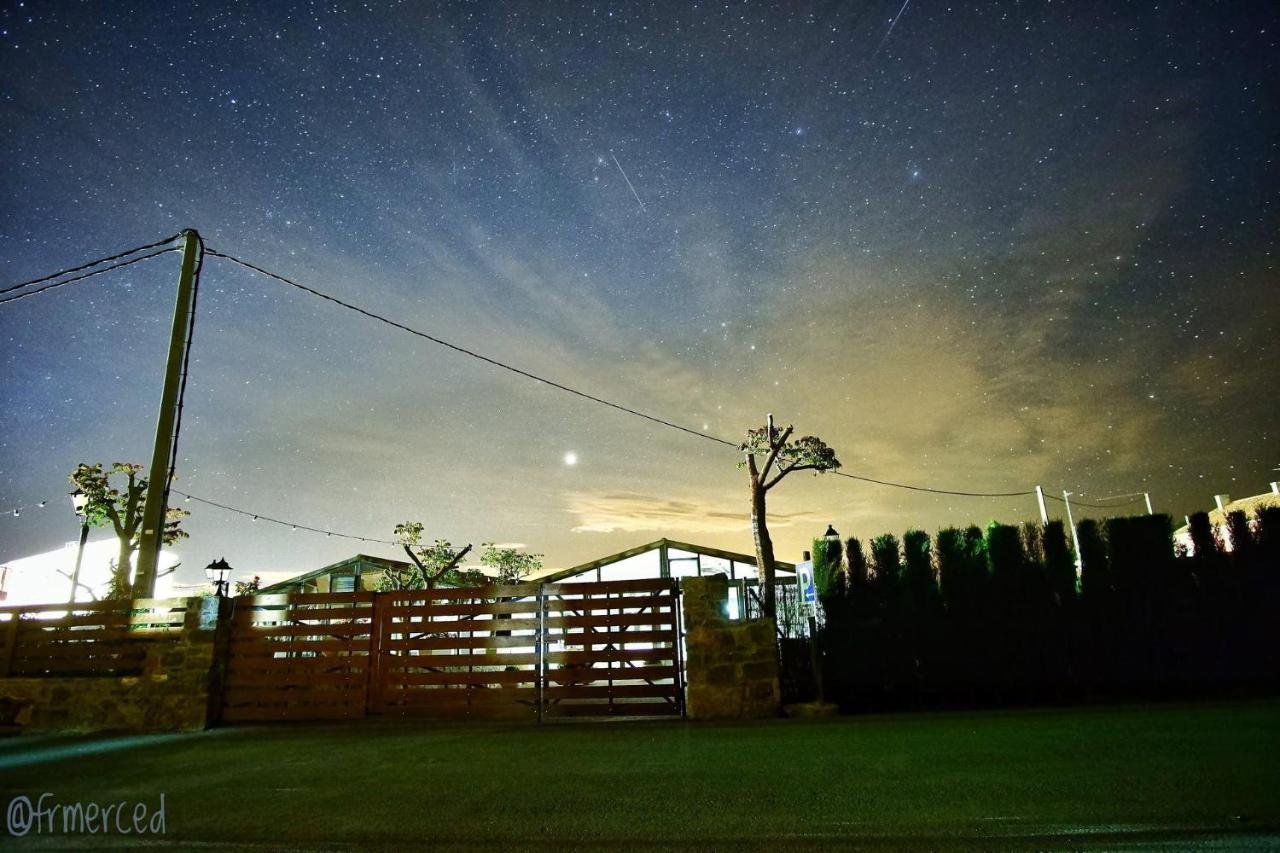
(205, 557, 232, 598)
(68, 489, 90, 604)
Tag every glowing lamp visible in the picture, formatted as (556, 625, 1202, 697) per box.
(205, 557, 233, 597)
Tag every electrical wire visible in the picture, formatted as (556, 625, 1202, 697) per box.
(834, 470, 1033, 497)
(205, 248, 1038, 499)
(2, 488, 401, 546)
(206, 248, 737, 450)
(1043, 492, 1144, 509)
(0, 246, 179, 306)
(170, 490, 399, 545)
(0, 232, 183, 297)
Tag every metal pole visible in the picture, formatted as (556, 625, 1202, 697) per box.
(135, 229, 201, 597)
(1063, 491, 1082, 576)
(1035, 485, 1049, 526)
(68, 521, 89, 604)
(536, 584, 546, 723)
(1144, 492, 1154, 515)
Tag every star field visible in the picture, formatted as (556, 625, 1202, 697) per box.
(0, 2, 1276, 586)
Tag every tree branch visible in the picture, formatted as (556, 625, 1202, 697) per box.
(760, 425, 794, 483)
(401, 544, 426, 571)
(427, 544, 473, 583)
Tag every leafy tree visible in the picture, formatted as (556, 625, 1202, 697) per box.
(869, 533, 902, 595)
(739, 415, 840, 617)
(1043, 520, 1077, 606)
(233, 575, 261, 597)
(479, 544, 542, 584)
(1188, 511, 1219, 560)
(845, 536, 868, 592)
(1075, 519, 1109, 604)
(812, 535, 845, 601)
(389, 521, 475, 590)
(902, 529, 938, 611)
(68, 463, 189, 599)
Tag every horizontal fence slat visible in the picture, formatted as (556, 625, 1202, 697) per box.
(379, 651, 540, 669)
(383, 634, 539, 652)
(225, 669, 369, 688)
(546, 649, 675, 665)
(7, 612, 186, 630)
(377, 616, 538, 634)
(233, 607, 374, 625)
(543, 596, 674, 615)
(229, 638, 372, 655)
(547, 627, 675, 640)
(377, 669, 538, 687)
(382, 600, 543, 618)
(543, 579, 677, 596)
(237, 591, 376, 607)
(0, 597, 190, 616)
(543, 613, 674, 630)
(545, 665, 675, 684)
(14, 627, 180, 645)
(544, 684, 680, 700)
(378, 686, 540, 704)
(229, 623, 373, 639)
(380, 583, 544, 602)
(545, 701, 678, 717)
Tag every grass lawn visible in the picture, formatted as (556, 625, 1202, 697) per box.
(1, 700, 1278, 850)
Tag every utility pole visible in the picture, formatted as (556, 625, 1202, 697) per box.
(1035, 485, 1049, 526)
(1144, 492, 1154, 515)
(1062, 491, 1082, 576)
(135, 229, 201, 598)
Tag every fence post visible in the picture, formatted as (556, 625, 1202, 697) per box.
(536, 584, 546, 723)
(1, 612, 22, 678)
(673, 580, 686, 718)
(366, 592, 386, 717)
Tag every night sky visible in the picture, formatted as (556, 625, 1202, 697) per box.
(1, 2, 1276, 589)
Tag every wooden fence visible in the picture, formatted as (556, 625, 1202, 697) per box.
(221, 578, 683, 723)
(0, 598, 189, 678)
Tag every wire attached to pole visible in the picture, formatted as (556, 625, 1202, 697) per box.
(0, 233, 183, 298)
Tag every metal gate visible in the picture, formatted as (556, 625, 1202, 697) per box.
(220, 578, 683, 723)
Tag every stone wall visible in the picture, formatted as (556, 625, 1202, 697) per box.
(680, 574, 781, 719)
(0, 597, 228, 734)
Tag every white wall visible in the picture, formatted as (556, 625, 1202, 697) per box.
(0, 538, 178, 605)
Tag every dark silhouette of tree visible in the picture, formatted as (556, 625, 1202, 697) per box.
(739, 416, 839, 618)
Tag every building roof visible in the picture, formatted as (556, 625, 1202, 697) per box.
(536, 538, 796, 584)
(259, 538, 794, 592)
(1172, 489, 1280, 537)
(258, 554, 412, 593)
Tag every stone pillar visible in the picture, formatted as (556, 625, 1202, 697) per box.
(680, 574, 781, 719)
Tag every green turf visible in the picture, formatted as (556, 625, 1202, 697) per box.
(2, 701, 1278, 850)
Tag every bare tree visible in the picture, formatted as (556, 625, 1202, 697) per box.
(740, 415, 840, 618)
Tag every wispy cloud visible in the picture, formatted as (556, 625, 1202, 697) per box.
(566, 491, 823, 535)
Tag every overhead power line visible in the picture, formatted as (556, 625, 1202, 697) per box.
(205, 249, 1034, 499)
(0, 488, 399, 546)
(1044, 493, 1145, 509)
(170, 490, 399, 545)
(834, 471, 1032, 498)
(0, 233, 183, 298)
(0, 246, 180, 307)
